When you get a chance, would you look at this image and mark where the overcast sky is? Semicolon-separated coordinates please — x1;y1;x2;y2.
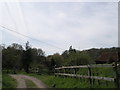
0;1;118;55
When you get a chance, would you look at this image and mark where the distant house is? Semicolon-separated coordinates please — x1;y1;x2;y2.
96;52;119;64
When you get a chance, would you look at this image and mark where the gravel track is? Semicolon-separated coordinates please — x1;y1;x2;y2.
10;74;48;89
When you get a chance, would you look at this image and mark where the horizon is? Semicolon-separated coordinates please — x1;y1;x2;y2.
1;42;119;56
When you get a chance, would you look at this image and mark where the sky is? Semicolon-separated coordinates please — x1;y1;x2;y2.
0;1;118;55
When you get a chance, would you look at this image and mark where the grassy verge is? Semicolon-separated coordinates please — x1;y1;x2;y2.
26;73;116;88
25;79;38;88
2;74;17;88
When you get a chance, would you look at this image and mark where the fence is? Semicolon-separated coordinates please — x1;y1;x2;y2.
54;63;120;88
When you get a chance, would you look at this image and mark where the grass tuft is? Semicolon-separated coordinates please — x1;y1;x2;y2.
2;74;17;88
25;79;38;88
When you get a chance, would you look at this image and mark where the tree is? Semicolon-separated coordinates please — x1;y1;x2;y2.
62;50;95;66
37;49;45;56
50;53;63;67
30;48;46;66
75;52;95;65
2;43;23;70
62;50;71;60
11;43;23;50
69;46;73;51
22;41;32;73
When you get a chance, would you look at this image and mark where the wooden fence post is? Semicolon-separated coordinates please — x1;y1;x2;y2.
114;61;119;88
92;70;95;85
106;81;108;86
73;68;76;74
73;68;77;78
63;68;66;74
58;69;60;73
96;72;101;86
63;68;66;78
54;69;56;77
88;65;92;87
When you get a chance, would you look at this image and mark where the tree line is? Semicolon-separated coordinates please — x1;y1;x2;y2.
1;42;119;74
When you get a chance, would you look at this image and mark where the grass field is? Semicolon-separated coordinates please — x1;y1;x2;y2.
27;73;116;88
2;63;119;88
2;74;17;88
76;67;116;78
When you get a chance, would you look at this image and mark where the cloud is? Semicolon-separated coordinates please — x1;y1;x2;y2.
0;2;118;55
0;2;29;42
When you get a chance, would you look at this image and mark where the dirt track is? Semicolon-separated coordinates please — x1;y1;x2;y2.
10;74;48;88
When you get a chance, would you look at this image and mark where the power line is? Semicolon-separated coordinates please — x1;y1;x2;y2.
0;25;63;50
5;3;18;31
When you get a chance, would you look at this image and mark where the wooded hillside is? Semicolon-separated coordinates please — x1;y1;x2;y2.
1;42;119;74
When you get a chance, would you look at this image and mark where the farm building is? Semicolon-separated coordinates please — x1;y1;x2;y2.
96;52;119;64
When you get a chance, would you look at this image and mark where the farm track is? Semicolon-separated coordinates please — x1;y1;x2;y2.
9;74;48;89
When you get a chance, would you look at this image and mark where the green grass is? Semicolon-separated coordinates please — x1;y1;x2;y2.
3;63;119;88
76;67;116;78
26;73;116;88
25;79;38;88
20;63;118;88
2;74;17;88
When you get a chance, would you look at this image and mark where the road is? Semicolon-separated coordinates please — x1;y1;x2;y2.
10;74;48;88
